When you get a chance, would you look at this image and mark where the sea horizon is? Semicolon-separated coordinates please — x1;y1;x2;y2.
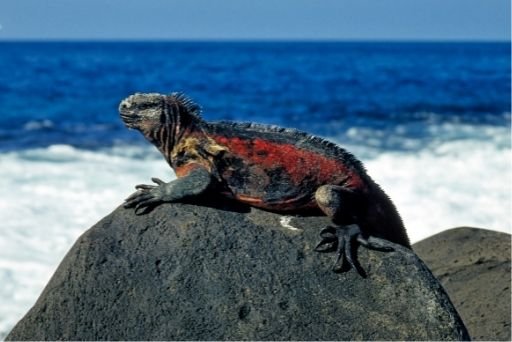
0;38;509;43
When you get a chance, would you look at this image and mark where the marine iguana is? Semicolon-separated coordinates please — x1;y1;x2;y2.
119;92;410;276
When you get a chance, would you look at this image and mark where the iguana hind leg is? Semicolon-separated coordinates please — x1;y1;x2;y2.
314;184;393;277
124;166;212;214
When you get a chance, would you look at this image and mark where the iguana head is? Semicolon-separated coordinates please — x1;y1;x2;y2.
119;92;166;132
119;92;202;149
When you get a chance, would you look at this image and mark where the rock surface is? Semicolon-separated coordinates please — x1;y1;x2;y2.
414;227;511;341
7;200;469;341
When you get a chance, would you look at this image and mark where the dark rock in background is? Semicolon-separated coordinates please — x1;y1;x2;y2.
7;201;468;341
414;227;511;341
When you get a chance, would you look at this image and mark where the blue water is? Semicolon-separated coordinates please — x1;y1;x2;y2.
0;42;509;151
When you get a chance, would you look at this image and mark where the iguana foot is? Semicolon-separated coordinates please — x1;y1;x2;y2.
124;168;212;215
314;223;393;277
124;177;169;214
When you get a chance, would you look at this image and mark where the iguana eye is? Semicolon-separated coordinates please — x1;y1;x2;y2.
138;103;154;110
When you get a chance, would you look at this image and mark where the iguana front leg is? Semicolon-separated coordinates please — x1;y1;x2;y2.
314;185;393;277
124;165;212;214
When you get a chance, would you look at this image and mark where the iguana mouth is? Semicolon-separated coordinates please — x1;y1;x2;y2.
119;112;138;129
119;98;138;128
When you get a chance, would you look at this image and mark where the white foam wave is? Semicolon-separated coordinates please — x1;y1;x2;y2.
0;144;171;338
0;123;510;337
343;122;512;241
22;119;54;131
365;140;511;241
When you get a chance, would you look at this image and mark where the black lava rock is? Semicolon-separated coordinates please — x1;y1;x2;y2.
7;201;469;341
414;227;511;341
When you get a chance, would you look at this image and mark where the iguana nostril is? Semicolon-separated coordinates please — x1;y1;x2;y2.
119;100;131;111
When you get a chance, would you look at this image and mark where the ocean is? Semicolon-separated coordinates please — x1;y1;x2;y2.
0;41;510;336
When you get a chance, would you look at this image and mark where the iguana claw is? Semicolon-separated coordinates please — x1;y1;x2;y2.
314;224;394;277
124;178;170;214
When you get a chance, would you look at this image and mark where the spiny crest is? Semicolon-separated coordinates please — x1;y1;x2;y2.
168;92;202;118
214;121;368;175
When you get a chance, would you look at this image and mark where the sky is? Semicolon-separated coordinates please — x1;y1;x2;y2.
0;0;510;41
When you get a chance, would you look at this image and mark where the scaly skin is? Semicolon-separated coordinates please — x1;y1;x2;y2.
119;92;410;276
